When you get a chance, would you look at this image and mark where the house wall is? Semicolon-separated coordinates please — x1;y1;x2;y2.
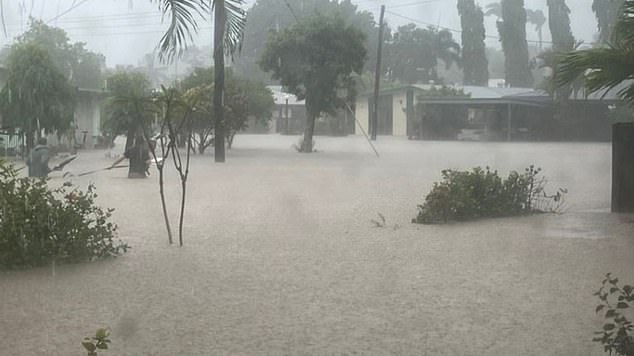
355;97;370;136
392;91;408;136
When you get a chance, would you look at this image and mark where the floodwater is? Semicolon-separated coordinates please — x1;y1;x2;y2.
1;135;633;355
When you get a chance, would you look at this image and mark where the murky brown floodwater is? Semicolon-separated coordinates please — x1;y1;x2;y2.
1;135;632;355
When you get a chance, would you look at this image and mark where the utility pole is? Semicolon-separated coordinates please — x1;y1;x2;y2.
371;5;386;141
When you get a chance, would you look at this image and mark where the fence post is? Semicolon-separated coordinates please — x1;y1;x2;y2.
612;122;634;212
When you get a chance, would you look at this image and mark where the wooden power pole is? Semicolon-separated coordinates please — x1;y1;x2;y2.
371;5;386;141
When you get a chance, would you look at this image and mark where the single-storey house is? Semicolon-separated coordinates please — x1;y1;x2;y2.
355;84;617;142
268;85;354;136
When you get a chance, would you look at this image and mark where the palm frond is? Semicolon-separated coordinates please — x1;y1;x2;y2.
556;47;634;102
214;0;247;57
613;0;634;46
152;0;210;63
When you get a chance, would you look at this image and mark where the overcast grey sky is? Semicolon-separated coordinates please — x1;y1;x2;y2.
0;0;599;67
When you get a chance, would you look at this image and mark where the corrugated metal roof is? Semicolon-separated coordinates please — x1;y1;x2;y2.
411;84;541;99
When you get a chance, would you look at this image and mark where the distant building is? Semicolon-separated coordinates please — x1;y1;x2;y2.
268;85;353;136
268;85;307;135
355;84;616;142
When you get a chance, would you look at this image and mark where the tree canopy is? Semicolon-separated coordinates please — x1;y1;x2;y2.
181;67;275;153
259;15;366;152
0;42;75;149
592;0;626;44
384;24;461;85
457;0;489;86
101;70;154;148
236;0;379;82
556;0;634;104
497;0;533;87
16;19;105;90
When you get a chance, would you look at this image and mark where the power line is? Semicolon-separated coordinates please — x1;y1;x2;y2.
385;10;596;47
46;0;92;24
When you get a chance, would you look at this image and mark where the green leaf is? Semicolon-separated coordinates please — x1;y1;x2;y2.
97;343;108;350
95;328;108;339
606;309;617;318
82;342;96;352
604;323;616;331
617;302;629;309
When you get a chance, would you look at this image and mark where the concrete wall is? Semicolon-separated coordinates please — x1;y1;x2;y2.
355;97;370;136
392;91;408;136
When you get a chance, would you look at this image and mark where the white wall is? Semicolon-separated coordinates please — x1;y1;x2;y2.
355;97;370;136
392;92;408;136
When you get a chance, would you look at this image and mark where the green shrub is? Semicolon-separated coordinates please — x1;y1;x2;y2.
0;160;128;269
593;273;634;356
82;328;111;356
413;165;566;224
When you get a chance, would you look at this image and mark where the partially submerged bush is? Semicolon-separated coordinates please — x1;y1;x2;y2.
593;273;634;356
413;165;566;224
0;160;128;269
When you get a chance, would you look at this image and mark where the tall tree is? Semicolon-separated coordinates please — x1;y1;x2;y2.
181;67;275;153
547;0;575;52
153;0;246;163
18;19;105;90
457;0;489;86
385;24;460;84
556;1;634;103
259;15;366;152
592;0;625;44
497;0;533;87
546;0;576;100
557;0;634;212
526;8;546;50
0;43;74;152
235;0;380;82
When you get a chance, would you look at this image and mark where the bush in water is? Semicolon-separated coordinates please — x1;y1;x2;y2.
413;165;566;224
0;159;128;269
593;273;634;356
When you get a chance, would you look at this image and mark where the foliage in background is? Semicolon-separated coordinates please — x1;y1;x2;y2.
0;160;128;269
496;0;533;87
544;0;576;101
0;42;75;151
82;328;111;356
593;273;634;356
101;70;155;149
557;0;634;105
384;24;461;85
181;67;274;153
593;0;626;44
259;15;366;152
525;8;547;50
413;166;566;224
16;19;105;90
235;0;380;82
457;0;489;86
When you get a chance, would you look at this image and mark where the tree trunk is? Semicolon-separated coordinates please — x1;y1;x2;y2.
213;0;226;163
612;123;634;212
301;112;316;153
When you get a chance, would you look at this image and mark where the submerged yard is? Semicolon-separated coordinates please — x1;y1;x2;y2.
1;135;633;355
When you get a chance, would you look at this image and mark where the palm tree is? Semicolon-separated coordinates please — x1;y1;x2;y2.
555;0;634;103
484;2;501;18
152;0;246;163
556;0;634;213
526;8;546;50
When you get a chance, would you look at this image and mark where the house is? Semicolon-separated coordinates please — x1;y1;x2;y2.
268;85;354;136
268;85;308;135
355;84;616;142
